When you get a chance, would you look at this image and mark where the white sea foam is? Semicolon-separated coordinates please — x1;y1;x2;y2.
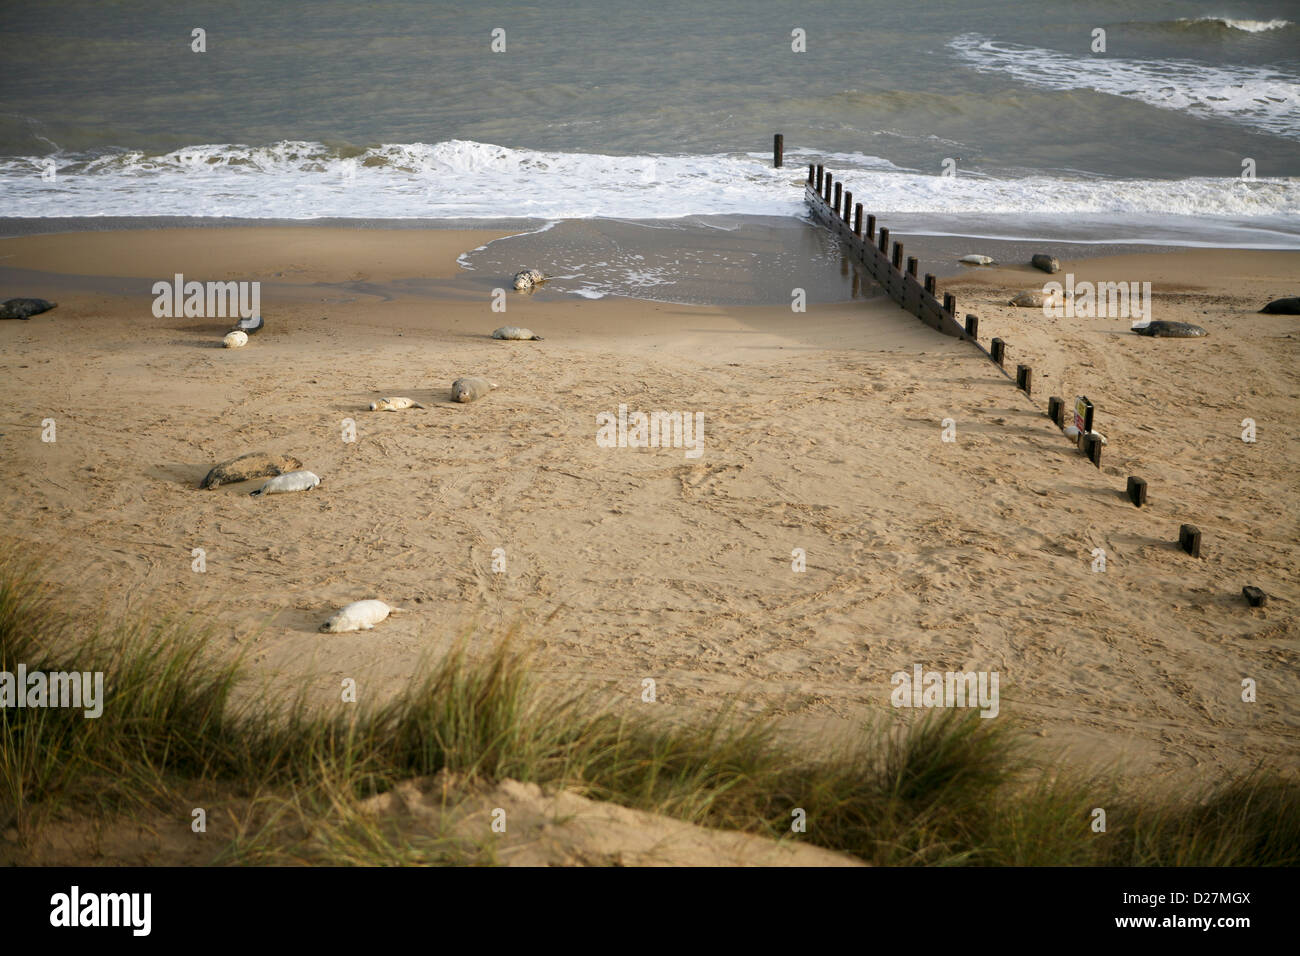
1175;17;1292;33
948;33;1300;142
2;139;1298;246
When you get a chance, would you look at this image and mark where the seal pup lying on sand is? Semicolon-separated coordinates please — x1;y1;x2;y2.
492;326;544;341
1064;425;1107;445
250;470;321;497
451;376;497;403
1009;290;1066;309
0;298;56;319
1132;320;1207;337
320;599;405;633
1259;297;1300;315
512;269;547;291
200;452;303;489
958;254;996;266
369;396;425;411
1031;254;1061;274
223;330;248;348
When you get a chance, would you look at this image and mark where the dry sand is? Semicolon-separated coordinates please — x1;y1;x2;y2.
1;228;1297;791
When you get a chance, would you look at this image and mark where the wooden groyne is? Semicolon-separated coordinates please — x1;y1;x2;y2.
805;163;971;341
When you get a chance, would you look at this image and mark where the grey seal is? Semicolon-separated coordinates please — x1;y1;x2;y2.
512;269;547;291
1031;254;1060;274
1259;297;1300;315
250;470;321;497
1132;320;1207;338
200;451;304;489
0;298;56;319
492;326;544;340
451;376;497;403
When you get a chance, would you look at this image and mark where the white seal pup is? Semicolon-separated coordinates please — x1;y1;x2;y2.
512;269;547;291
492;326;544;341
1064;425;1107;445
249;470;321;497
958;254;996;266
223;329;249;348
369;396;426;411
450;377;497;403
320;599;405;633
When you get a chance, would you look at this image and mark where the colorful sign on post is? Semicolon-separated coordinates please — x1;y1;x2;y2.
1074;396;1094;443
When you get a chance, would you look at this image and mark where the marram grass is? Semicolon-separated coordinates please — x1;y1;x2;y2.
0;561;1295;866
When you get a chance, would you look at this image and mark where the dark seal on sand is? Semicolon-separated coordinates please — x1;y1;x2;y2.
1259;297;1300;315
0;298;56;319
1132;320;1207;338
1031;254;1060;275
200;451;304;489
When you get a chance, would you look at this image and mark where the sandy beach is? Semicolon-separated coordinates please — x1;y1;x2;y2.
1;226;1297;788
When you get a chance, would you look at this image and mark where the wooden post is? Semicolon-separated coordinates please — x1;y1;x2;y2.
943;293;956;315
1085;432;1102;467
991;337;1005;367
807;163;814;185
923;274;936;295
892;242;903;270
907;256;918;277
824;172;832;203
865;214;876;240
1242;586;1267;607
1179;524;1202;558
1016;364;1032;397
965;314;978;339
833;181;842;216
1048;396;1064;427
842;190;852;221
878;227;889;253
774;134;784;168
854;204;863;237
816;165;824;191
1126;476;1147;507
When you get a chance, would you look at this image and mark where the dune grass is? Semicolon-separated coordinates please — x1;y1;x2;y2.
1;560;1296;866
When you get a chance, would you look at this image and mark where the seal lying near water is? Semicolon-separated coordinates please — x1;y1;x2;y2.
1031;254;1061;274
492;326;544;340
958;254;996;266
200;451;304;489
223;330;248;348
451;376;497;403
0;298;56;319
369;396;425;411
1259;297;1300;315
1132;320;1207;338
250;470;320;497
512;269;547;291
320;599;405;633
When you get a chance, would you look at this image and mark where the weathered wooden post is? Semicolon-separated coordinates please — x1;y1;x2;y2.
807;164;815;185
854;204;863;237
1048;396;1064;428
774;134;784;168
892;241;904;270
878;227;890;253
1179;524;1202;557
865;214;876;241
991;337;1005;367
842;190;852;221
923;274;936;295
1016;365;1032;397
1242;586;1267;607
833;181;842;216
1085;433;1103;467
823;171;831;202
1126;476;1147;507
943;293;956;315
816;165;824;191
965;314;979;340
907;256;918;276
